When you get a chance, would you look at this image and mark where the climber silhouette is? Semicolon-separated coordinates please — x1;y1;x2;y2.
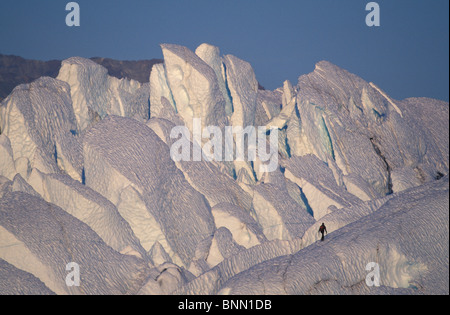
319;223;327;241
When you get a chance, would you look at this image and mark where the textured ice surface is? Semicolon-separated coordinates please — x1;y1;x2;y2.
206;227;246;267
137;262;194;295
255;89;283;126
211;203;267;249
252;168;315;240
0;192;150;295
149;63;177;118
284;154;363;220
128;82;151;122
147;117;253;211
219;177;449;295
11;174;40;198
396;97;449;179
0;135;16;180
265;80;297;130
57;57;143;131
83;115;215;267
160;44;228;133
223;54;258;129
176;237;303;295
293;61;448;198
0;77;82;180
0;259;55;295
0;176;11;199
14;171;147;258
195;43;234;117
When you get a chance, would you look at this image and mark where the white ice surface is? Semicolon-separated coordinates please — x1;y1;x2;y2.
160;44;228;133
0;259;55;295
223;54;258;129
146;117;253;211
82;115;216;267
211;203;267;249
0;191;151;295
15;170;147;258
284;154;363;220
149;63;177;118
219;177;449;295
0;135;16;180
57;57;143;131
195;43;233;117
0;77;82;181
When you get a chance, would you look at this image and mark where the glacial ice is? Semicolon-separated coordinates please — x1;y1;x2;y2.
14;171;147;258
255;88;283;126
0;258;56;295
160;44;228;133
219;177;449;295
147;117;253;211
284;154;363;220
195;43;233;117
0;135;16;180
252;167;315;241
149;63;177;118
0;192;151;295
0;43;448;295
82;115;216;267
211;203;267;249
223;54;258;129
56;57;143;131
0;77;82;181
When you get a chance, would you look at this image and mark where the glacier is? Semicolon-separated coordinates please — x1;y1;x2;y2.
0;43;448;295
56;57;145;131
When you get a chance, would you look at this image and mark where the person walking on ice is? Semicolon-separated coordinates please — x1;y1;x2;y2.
319;223;327;241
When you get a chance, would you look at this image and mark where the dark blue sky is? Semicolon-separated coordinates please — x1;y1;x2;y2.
0;0;448;101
